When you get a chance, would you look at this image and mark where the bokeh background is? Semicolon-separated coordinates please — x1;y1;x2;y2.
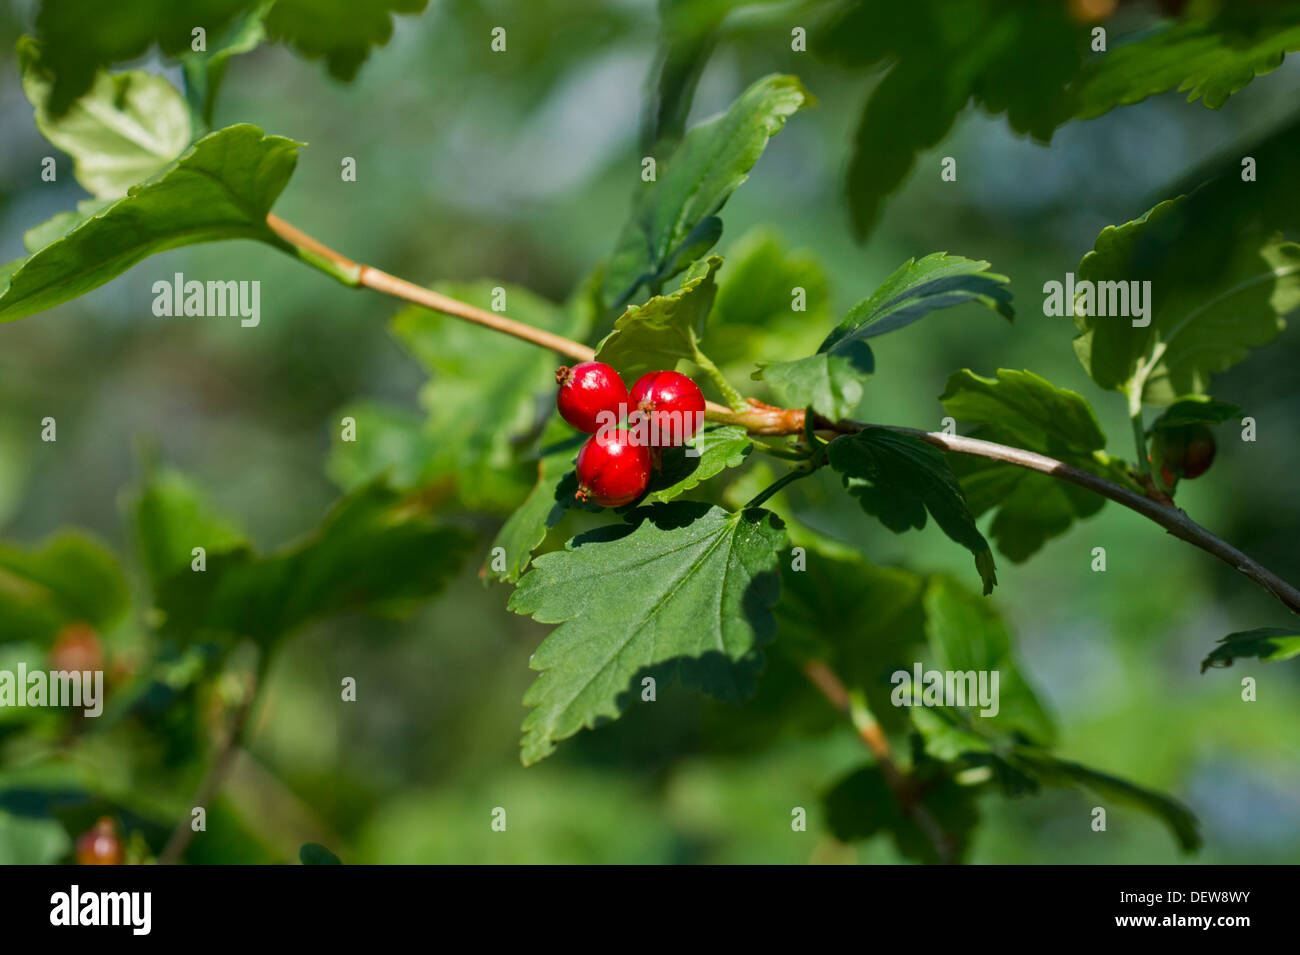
0;0;1297;863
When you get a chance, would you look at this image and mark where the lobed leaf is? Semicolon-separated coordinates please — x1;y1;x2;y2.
19;38;192;199
0;124;301;324
1200;627;1300;672
603;74;811;307
594;256;721;382
1071;196;1300;404
827;429;996;594
508;503;786;765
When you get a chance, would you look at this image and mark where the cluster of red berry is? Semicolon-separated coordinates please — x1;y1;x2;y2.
555;362;706;506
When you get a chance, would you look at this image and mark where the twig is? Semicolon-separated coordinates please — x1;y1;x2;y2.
264;213;1300;618
802;661;957;864
158;660;266;865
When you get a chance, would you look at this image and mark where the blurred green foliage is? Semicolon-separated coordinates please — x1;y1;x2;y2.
0;0;1298;864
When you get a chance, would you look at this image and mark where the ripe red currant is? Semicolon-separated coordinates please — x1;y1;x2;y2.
76;817;123;865
575;428;652;507
629;370;706;446
556;362;629;434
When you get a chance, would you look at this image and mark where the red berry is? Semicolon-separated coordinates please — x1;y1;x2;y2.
49;622;104;673
575;428;652;507
629;370;705;447
556;362;629;434
76;817;123;865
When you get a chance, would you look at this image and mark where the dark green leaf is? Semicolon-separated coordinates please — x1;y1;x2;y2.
1011;751;1201;853
827;2;1081;237
1149;396;1243;434
1200;627;1300;672
775;546;926;735
821;253;1013;350
29;0;251;116
19;37;191;198
0;124;300;323
265;0;429;82
299;842;342;865
508;503;786;765
603;74;811;307
823;764;980;863
134;472;472;648
1074;6;1300;120
828;429;996;594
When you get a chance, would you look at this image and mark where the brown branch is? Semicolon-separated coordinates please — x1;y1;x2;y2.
265;213;1300;618
803;661;958;864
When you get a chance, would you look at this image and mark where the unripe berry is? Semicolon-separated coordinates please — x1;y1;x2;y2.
575;428;652;507
556;362;629;434
1157;423;1217;481
49;622;104;674
629;370;706;446
76;817;123;865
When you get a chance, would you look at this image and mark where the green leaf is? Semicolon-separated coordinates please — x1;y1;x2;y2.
0;810;72;865
133;468;252;586
0;124;300;324
822;764;980;864
645;425;752;504
939;369;1123;561
181;1;273;128
827;429;996;595
0;533;130;644
753;342;875;423
336;282;591;512
299;842;342;865
1010;751;1201;853
594;256;721;382
940;368;1104;456
823;253;1014;349
1074;6;1300;120
603;74;811;307
774;546;927;735
485;416;586;584
20;38;192;199
28;0;252;116
1149;396;1243;434
1201;627;1300;672
265;0;429;82
134;472;471;648
755;253;1011;420
706;227;831;367
508;503;786;765
922;576;1054;745
1071;196;1300;404
825;3;1082;237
